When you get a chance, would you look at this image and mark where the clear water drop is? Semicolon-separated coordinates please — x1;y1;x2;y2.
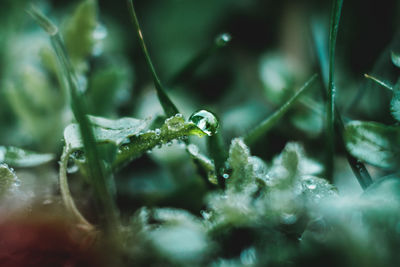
222;173;230;179
215;33;232;47
93;24;108;40
13;179;21;187
281;213;297;224
200;210;212;220
155;128;161;136
188;110;219;136
43;199;53;205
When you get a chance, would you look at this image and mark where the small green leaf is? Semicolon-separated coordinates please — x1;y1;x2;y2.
0;146;54;167
187;144;218;185
64;115;150;151
0;164;18;198
64;0;98;68
227;138;268;192
267;142;300;189
391;51;400;68
64;114;209;169
390;81;400;122
344;121;400;169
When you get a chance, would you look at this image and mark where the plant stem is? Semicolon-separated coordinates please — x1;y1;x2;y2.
207;133;227;189
59;148;94;230
326;0;344;182
169;33;231;86
127;0;179;117
245;74;318;146
28;6;119;234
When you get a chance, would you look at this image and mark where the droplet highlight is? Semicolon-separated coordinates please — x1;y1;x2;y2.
189;110;219;136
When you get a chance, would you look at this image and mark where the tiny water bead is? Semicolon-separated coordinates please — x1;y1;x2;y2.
188;110;219;136
215;33;232;47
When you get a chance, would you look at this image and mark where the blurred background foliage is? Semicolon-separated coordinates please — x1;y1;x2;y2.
1;0;400;264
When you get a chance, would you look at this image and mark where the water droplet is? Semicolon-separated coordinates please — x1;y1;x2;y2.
175;113;183;118
215;33;232;47
222;173;230;179
240;247;256;265
93;24;108;40
187;144;199;156
304;179;317;190
155;128;161;136
281;213;297;224
188;110;219;136
43;199;53;205
67;163;79;174
200;210;212;220
13;179;21;187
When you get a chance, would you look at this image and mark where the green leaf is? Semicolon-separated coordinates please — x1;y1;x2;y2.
64;0;98;69
344;121;400;169
0;164;18;198
187;144;218;185
390;81;400;122
0;146;54;167
391;51;400;68
87;63;133;115
64;114;209;169
267;142;300;189
227;138;268;192
29;5;119;232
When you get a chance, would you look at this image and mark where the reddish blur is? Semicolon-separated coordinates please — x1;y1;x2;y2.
0;211;103;267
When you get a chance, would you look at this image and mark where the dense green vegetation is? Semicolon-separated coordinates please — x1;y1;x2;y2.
1;0;400;266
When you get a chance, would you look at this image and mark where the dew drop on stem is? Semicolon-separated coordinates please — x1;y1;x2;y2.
188;110;219;136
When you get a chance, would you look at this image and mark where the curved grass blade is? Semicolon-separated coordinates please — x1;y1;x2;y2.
244;74;318;146
28;6;119;233
169;33;232;86
127;0;179;117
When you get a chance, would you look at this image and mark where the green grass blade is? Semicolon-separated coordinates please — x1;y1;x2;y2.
169;33;232;86
127;0;179;117
326;0;344;182
245;74;318;146
311;8;372;189
28;6;119;233
364;74;394;91
207;133;227;189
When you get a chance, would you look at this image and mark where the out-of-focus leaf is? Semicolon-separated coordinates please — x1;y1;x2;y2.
390;81;400;122
391;51;400;68
0;164;18;198
267;142;300;189
227;138;268;193
64;0;98;69
187;144;218;185
259;53;294;103
88;62;133;116
0;146;54;167
147;208;209;264
344;121;400;169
